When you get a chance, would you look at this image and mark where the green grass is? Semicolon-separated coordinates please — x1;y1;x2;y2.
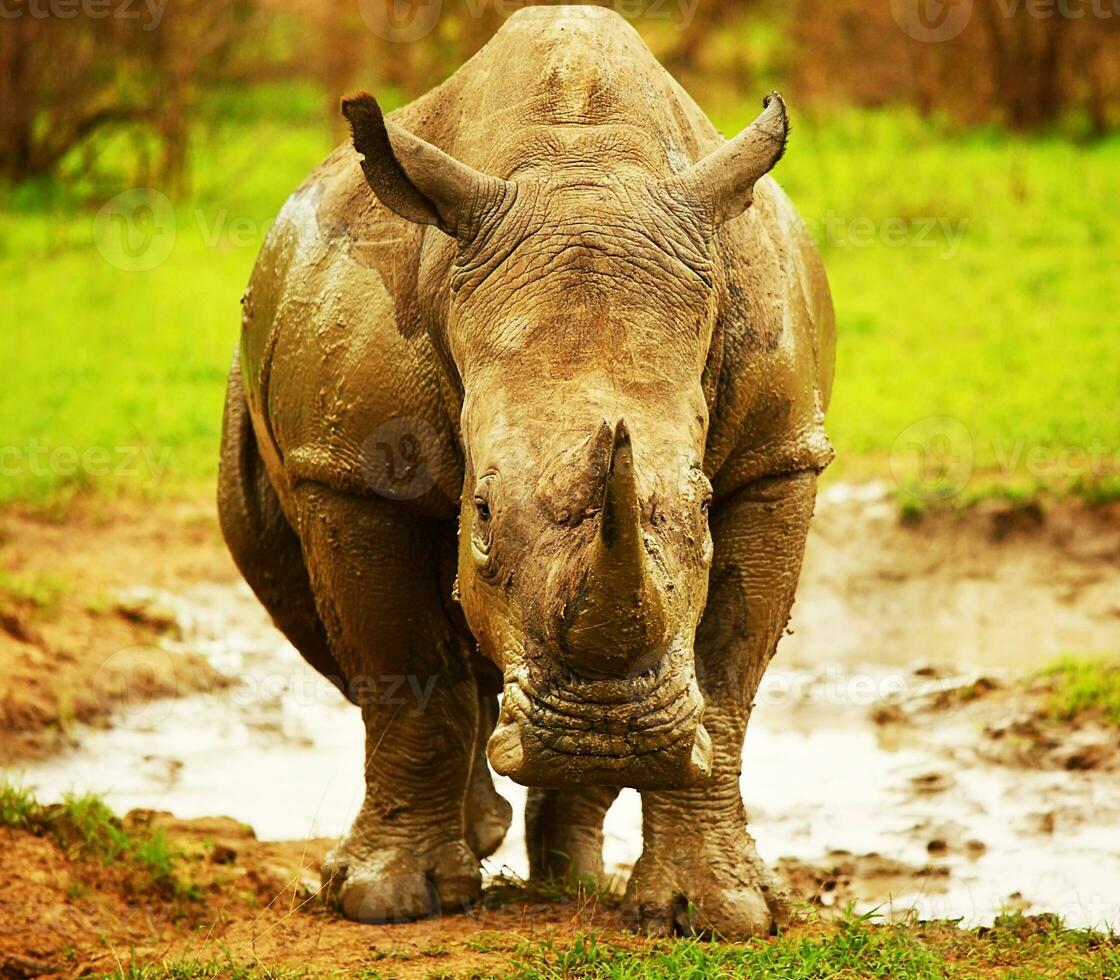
752;108;1120;500
509;915;1120;979
0;84;338;506
1;91;1118;506
0;779;199;898
1043;655;1120;726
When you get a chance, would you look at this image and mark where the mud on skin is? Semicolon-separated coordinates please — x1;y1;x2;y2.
218;4;834;937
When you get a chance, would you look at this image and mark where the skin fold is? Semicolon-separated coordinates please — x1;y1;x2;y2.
218;5;834;937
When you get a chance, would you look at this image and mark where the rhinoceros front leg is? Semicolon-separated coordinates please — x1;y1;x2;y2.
624;471;818;938
295;484;482;923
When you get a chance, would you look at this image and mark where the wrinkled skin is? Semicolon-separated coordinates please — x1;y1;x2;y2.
218;6;834;938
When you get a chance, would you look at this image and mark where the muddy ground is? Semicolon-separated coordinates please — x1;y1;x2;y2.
2;485;1120;974
1;809;948;979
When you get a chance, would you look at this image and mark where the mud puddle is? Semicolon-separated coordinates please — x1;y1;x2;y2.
11;573;1120;931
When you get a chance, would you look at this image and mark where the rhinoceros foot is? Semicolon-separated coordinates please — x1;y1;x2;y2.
621;827;791;939
320;839;481;923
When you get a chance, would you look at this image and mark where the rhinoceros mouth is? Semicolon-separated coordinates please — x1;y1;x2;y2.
485;641;712;789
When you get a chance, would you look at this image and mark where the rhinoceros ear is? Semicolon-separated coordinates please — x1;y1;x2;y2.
662;92;789;227
340;92;509;239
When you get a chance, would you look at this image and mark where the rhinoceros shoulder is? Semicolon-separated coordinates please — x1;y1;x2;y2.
238;144;461;521
705;177;836;498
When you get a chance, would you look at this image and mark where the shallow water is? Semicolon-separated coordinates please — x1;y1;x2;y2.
14;580;1120;929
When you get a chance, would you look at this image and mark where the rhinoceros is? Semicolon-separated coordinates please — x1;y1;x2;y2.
218;4;834;937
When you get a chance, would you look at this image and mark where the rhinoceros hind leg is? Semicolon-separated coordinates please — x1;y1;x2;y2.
525;786;620;887
465;694;513;860
217;352;347;696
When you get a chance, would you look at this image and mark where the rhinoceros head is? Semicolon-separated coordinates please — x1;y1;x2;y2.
341;92;788;789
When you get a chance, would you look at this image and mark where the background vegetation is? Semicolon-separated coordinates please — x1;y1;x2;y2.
1;0;1117;506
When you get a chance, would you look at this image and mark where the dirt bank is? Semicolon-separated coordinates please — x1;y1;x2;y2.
785;484;1120;673
874;666;1120;772
0;496;236;762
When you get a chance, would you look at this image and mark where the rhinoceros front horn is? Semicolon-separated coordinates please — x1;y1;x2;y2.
558;419;670;678
341;91;511;239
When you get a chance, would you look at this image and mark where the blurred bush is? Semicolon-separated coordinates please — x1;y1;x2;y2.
1;0;1116;195
793;0;1120;135
0;0;275;190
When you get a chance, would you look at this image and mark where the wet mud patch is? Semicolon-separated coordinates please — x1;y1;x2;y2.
776;851;949;913
784;484;1120;673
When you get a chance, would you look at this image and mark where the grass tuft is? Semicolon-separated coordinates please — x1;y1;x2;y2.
483;869;624;909
1042;656;1120;726
0;779;200;898
107;951;310;980
0;570;68;618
